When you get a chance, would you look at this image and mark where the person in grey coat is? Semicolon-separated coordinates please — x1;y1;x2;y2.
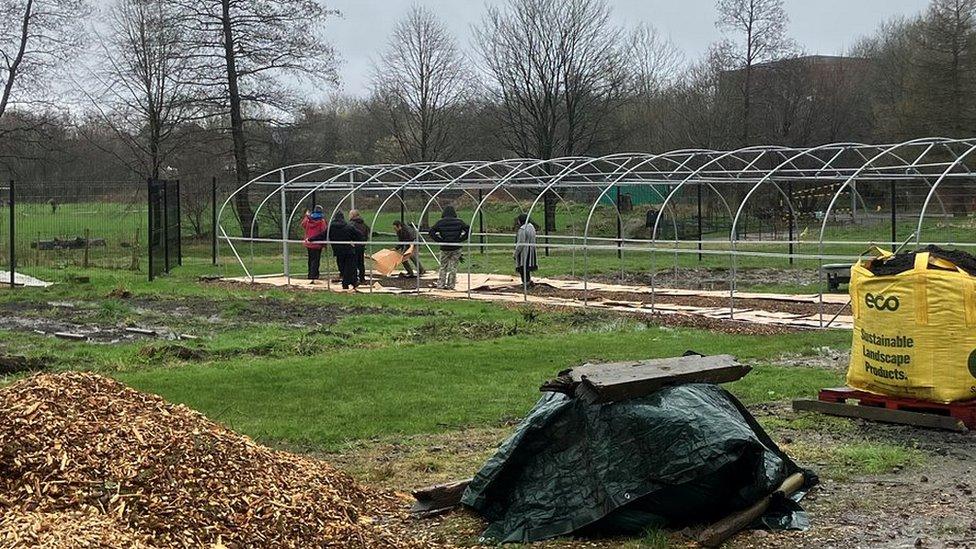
514;214;538;287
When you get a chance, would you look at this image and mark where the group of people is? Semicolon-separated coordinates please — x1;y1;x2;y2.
301;206;539;291
301;206;370;290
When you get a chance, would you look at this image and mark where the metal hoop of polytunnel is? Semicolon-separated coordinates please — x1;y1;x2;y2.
217;138;976;329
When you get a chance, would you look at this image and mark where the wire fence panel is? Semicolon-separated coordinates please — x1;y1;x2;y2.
0;177;219;288
148;179;167;280
10;181;146;284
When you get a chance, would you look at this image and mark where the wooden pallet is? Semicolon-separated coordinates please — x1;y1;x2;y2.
793;387;976;432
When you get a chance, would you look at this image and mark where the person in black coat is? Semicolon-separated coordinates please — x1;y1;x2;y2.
349;209;370;284
313;212;363;290
428;206;470;290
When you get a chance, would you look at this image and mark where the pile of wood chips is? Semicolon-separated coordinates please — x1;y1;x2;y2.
0;372;440;548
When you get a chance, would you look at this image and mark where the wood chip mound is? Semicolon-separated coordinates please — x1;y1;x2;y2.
0;372;441;548
0;510;154;548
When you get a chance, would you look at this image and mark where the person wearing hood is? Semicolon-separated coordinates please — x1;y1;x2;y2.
313;212;363;290
301;206;327;284
428;206;469;290
348;209;370;285
514;214;538;287
393;220;425;277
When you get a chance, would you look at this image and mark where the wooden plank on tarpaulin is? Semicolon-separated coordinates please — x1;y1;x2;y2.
568;354;751;404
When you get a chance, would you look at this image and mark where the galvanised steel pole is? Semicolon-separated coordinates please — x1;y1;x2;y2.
8;181;14;289
212;176;218;265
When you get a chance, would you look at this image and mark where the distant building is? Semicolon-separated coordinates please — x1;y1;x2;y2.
719;55;875;146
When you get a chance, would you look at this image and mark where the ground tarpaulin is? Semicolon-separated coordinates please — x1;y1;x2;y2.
461;384;813;544
0;271;52;288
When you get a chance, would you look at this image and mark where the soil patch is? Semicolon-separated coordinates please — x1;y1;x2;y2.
484;290;811;335
584;267;822;292
0;296;413;344
370;275;439;290
0;355;47;376
515;284;850;318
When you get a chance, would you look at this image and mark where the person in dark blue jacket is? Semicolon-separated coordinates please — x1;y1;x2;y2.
428;206;469;290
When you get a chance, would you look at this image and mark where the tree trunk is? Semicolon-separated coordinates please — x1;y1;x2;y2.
221;0;255;238
743;64;753;145
0;0;33;122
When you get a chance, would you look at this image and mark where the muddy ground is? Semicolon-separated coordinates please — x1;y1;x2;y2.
0;296;397;344
512;284;850;318
582;267;824;292
324;395;976;549
356;278;823;336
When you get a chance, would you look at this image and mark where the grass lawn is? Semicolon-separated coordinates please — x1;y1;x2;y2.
7;264;958;548
2;266;848;451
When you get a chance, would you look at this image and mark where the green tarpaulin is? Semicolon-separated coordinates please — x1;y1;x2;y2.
461;383;814;544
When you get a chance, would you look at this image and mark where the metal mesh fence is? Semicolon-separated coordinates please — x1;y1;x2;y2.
4;181;146;284
0;178;220;287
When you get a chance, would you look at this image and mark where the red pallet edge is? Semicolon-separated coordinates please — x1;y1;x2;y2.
817;387;976;430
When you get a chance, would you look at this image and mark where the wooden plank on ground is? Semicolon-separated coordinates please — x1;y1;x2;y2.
410;478;472;518
792;399;968;432
568;354;750;404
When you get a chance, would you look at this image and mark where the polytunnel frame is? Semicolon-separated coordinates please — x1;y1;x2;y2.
217;137;976;331
729;142;876;320
451;154;643;300
816;137;976;327
412;156;596;295
256;158;585;291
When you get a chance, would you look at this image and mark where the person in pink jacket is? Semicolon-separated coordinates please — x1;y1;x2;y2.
301;206;327;283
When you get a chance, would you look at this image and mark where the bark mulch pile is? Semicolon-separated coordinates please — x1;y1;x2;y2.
0;372;441;548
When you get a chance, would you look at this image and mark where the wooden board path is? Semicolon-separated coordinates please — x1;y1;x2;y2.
224;274;854;330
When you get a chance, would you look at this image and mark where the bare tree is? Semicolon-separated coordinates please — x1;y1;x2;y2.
87;0;202;180
620;24;685;151
714;0;794;144
0;0;89;129
916;0;976;135
852;18;921;139
372;5;469;163
173;0;340;237
476;0;627;233
476;0;627;159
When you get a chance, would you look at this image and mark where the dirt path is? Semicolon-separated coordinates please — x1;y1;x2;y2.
0;296;418;345
584;267;822;292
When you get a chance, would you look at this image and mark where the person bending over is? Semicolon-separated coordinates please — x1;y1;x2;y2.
393;220;424;277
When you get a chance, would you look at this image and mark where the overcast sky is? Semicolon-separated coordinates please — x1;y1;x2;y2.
327;0;929;97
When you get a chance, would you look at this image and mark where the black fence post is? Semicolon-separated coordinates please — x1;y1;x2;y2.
211;176;218;265
787;180;794;266
478;187;485;254
162;179;170;273
176;179;183;266
147;178;154;282
8;181;14;289
697;183;703;262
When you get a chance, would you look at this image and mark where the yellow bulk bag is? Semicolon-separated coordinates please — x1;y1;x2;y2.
848;251;976;403
370;249;404;277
